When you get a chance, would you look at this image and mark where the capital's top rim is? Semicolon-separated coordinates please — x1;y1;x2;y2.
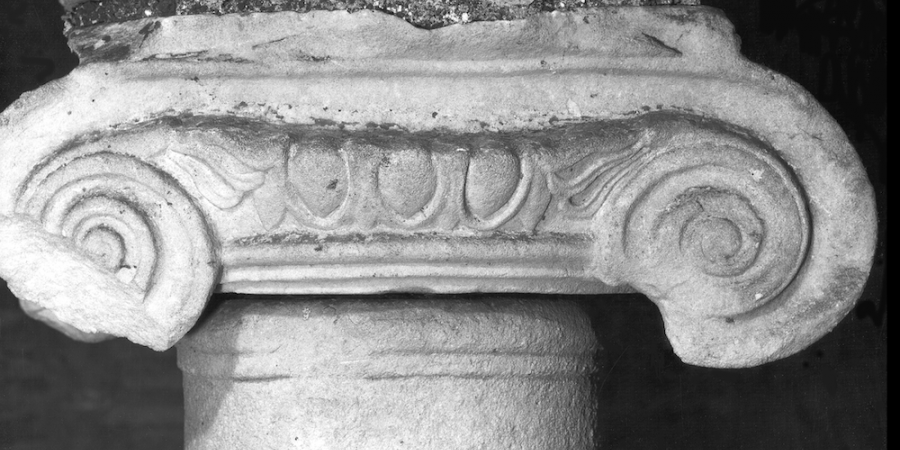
63;0;702;30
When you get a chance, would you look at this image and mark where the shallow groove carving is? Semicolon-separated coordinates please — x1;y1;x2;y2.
612;136;809;317
0;7;876;372
0;110;872;368
8;151;219;350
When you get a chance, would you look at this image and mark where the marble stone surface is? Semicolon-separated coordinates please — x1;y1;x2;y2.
0;6;876;367
0;1;884;448
61;0;701;28
177;297;598;449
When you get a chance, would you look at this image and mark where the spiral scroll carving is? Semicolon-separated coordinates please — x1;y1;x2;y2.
14;151;218;348
595;128;810;320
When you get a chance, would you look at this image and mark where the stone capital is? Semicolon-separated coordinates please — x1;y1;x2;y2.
0;7;876;367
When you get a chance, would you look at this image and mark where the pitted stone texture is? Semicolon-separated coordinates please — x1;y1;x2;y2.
0;8;877;367
0;155;217;351
178;298;598;449
63;0;700;28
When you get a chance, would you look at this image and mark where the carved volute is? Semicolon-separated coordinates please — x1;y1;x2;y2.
0;4;876;368
0;3;880;448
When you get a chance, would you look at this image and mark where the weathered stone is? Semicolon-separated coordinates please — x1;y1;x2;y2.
0;155;217;350
62;0;700;28
65;0;177;28
0;4;881;447
1;7;875;369
178;297;598;449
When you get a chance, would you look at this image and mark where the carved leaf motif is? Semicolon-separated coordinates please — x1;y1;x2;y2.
165;149;266;209
554;132;653;214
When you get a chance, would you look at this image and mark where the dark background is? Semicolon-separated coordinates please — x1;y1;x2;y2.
0;1;886;449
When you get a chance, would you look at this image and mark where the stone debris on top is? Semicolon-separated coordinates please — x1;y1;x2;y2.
62;0;700;28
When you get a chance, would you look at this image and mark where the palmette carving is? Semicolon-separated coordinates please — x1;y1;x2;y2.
161;147;266;209
559;125;809;317
0;9;876;366
0;110;872;367
615;140;808;316
147;121;547;234
10;114;807;291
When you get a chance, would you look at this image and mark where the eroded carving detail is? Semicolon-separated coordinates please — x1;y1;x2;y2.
0;6;876;369
378;142;439;221
465;143;521;219
286;136;348;219
553;130;655;218
607;132;809;315
147;122;547;234
6;151;219;350
160;147;266;209
2;108;865;367
20;114;808;254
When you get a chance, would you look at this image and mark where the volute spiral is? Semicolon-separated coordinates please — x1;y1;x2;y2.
597;124;810;320
13;150;218;349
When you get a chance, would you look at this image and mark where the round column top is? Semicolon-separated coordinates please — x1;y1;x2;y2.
177;296;598;379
